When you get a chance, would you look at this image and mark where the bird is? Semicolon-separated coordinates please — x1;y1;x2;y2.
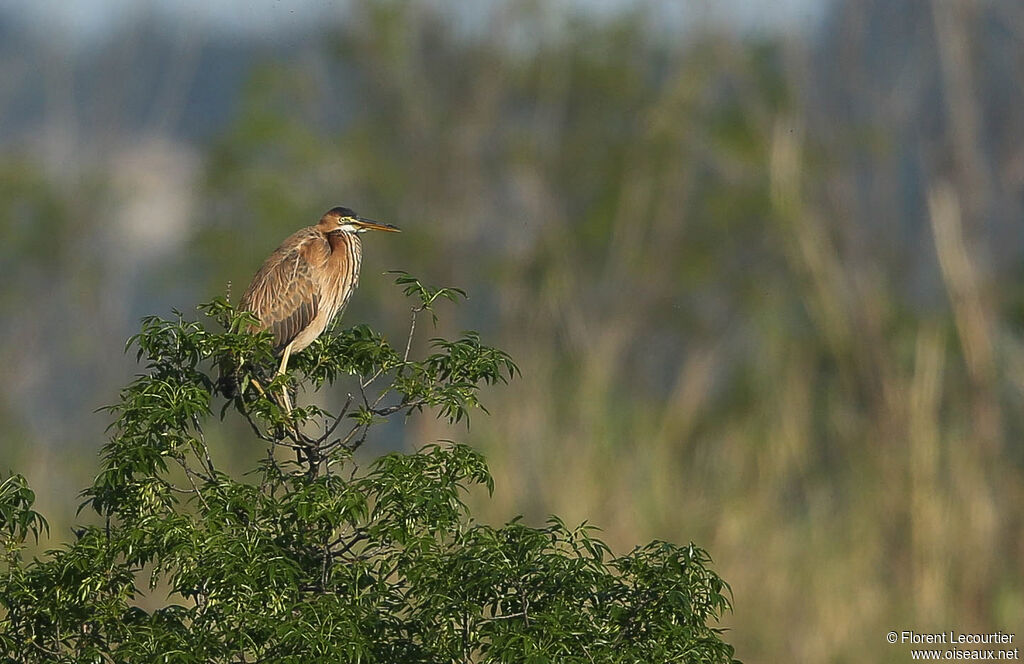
237;206;400;410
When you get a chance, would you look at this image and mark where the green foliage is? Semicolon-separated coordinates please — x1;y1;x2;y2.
389;270;468;323
0;276;736;663
0;474;48;545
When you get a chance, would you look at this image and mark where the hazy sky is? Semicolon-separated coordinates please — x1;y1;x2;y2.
1;0;827;45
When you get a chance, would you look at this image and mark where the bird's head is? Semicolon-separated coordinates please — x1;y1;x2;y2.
320;207;401;234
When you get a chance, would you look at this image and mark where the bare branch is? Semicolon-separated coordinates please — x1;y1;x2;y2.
370;398;428;417
190;415;217;476
172;455;211;512
403;305;423;365
312;394;353;446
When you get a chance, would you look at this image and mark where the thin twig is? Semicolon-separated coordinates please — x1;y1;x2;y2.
370;399;428;417
322;422;365;454
191;416;217;476
313;394;353;445
320;539;330;590
348;424;371;453
367;304;423;410
359;303;421;392
176;459;214;484
329;530;369;557
404;305;423;364
174;457;211;512
484;611;527;621
240;407;278;444
358;378;372;412
360;366;386;390
332;544;389;564
261;446;281;494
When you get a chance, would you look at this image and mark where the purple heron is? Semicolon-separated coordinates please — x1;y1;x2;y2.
239;206;399;409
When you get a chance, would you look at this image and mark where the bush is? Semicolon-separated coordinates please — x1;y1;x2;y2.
0;275;738;663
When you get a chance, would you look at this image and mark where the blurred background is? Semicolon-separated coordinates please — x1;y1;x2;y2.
1;0;1022;660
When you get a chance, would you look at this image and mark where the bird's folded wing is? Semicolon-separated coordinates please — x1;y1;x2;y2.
241;232;328;352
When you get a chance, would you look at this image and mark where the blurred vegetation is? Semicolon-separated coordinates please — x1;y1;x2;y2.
1;0;1023;661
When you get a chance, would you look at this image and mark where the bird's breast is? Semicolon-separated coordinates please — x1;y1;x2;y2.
323;231;363;315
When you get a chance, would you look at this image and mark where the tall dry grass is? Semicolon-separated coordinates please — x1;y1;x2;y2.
367;6;1024;660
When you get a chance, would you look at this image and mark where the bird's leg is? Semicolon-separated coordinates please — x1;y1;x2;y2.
249;378;268;398
276;344;309;467
277;343;294;413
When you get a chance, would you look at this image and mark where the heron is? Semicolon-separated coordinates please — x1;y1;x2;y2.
238;206;400;411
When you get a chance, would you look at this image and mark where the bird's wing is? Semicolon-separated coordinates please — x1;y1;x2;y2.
240;228;330;352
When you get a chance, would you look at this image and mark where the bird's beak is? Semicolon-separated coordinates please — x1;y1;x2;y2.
355;216;401;232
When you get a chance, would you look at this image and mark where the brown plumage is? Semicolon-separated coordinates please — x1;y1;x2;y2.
237;206;399;408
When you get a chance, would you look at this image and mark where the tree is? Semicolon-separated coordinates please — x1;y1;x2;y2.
0;274;738;663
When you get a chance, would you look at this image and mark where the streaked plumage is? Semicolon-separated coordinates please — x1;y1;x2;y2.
237;206;399;408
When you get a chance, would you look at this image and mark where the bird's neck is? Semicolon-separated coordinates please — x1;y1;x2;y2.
327;230;361;254
326;231;362;277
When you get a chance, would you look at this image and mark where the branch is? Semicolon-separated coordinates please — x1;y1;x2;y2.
321;421;363;454
190;415;217;476
370;398;428;417
366;301;423;410
173;456;211;512
239;406;280;445
315;394;353;445
403;304;423;365
329;529;369;557
484;611;527;621
320;538;330;590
